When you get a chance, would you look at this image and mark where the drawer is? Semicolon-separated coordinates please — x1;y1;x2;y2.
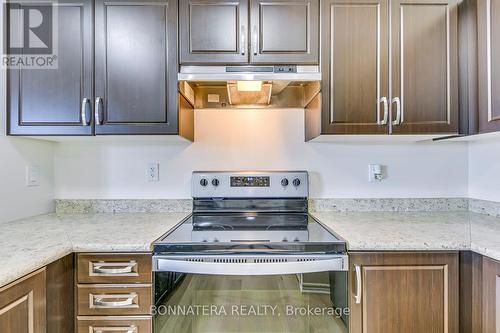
77;316;152;333
77;253;152;283
78;284;152;316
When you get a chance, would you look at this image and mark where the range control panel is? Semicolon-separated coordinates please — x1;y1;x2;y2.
192;171;308;198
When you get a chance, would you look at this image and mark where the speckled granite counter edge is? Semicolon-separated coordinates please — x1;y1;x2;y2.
56;198;500;217
469;198;500;218
308;198;470;213
56;199;193;213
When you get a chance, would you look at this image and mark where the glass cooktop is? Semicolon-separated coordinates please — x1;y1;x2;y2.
153;213;346;254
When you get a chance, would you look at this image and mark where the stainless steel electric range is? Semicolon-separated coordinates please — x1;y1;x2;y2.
152;171;349;333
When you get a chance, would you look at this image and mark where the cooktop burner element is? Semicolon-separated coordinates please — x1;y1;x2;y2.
154;171;346;254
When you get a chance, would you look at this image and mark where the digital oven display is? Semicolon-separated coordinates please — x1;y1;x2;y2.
230;176;270;187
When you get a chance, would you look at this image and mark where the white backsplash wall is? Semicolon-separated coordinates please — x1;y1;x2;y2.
0;74;55;223
468;140;500;202
54;109;468;199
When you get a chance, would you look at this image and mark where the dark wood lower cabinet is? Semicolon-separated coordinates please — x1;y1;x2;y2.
46;254;75;333
77;316;152;333
482;256;500;332
349;252;459;333
0;269;47;333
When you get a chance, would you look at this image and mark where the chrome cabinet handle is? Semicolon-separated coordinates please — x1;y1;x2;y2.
241;25;246;55
378;97;389;125
392;97;402;125
95;97;103;125
91;293;137;308
81;98;90;126
93;326;137;333
354;265;362;304
252;25;258;55
91;262;137;275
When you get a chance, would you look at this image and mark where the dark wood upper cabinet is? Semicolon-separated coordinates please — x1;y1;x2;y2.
94;0;178;134
0;269;47;333
308;0;459;138
477;0;500;133
349;252;459;333
320;0;389;134
7;0;93;136
390;0;459;134
179;0;249;64
249;0;319;64
179;0;319;65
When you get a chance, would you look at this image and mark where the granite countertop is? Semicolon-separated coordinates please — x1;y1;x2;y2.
311;211;500;261
1;209;500;289
0;212;190;288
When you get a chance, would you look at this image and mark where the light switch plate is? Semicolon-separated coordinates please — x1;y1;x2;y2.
26;165;41;186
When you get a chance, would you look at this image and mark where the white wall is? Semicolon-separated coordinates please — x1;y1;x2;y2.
54;109;469;199
0;74;55;223
468;140;500;202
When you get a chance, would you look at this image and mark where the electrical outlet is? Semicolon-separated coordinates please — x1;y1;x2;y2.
146;163;159;182
26;165;41;186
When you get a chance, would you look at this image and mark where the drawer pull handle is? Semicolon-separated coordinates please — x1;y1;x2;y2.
93;326;137;333
91;293;138;308
91;262;137;275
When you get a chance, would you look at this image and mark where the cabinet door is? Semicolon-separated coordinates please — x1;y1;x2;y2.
482;256;500;332
390;0;458;134
0;269;46;333
249;0;319;64
478;0;500;133
7;0;93;135
349;252;459;333
95;0;178;134
320;0;389;134
179;0;249;64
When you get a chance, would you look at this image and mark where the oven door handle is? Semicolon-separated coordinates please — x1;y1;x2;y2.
153;256;348;275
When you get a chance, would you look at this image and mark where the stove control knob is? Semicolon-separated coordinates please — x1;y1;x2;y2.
212;178;220;187
292;178;301;187
281;178;289;187
200;178;208;187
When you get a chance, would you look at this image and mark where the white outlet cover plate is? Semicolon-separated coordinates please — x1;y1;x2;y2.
147;163;160;182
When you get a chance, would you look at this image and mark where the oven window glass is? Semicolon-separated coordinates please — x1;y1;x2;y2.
153;272;348;333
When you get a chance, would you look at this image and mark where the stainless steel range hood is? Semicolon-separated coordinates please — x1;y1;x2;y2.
178;65;321;109
178;65;321;81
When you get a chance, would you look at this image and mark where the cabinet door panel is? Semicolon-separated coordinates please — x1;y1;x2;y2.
8;0;93;135
478;0;500;133
0;269;46;333
482;256;500;332
95;0;178;134
349;252;459;333
391;0;458;133
250;0;319;64
179;0;248;64
320;0;389;134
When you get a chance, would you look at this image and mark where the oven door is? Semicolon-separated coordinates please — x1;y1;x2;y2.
152;255;349;333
